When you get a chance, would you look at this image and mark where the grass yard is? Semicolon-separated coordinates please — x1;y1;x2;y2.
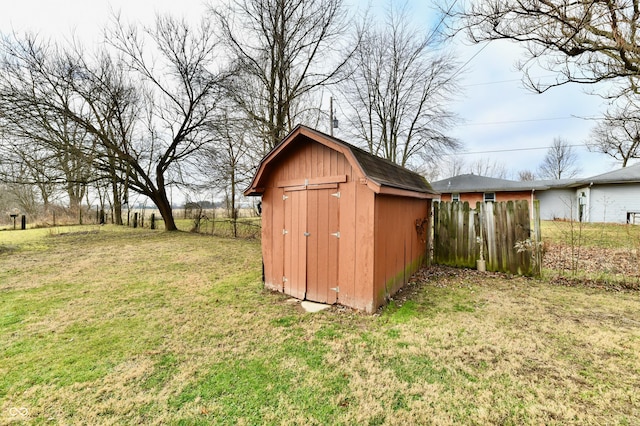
1;225;639;424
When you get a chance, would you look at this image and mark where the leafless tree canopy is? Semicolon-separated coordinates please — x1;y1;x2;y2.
211;0;352;153
454;0;640;94
517;169;537;181
468;157;509;178
0;16;228;230
538;137;581;179
589;97;640;166
344;4;461;169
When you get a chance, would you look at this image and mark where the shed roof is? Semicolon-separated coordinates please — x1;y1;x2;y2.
245;125;437;198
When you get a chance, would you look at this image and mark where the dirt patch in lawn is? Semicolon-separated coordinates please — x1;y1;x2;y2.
542;243;640;290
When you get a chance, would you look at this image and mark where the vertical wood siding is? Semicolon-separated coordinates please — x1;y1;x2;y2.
373;195;430;309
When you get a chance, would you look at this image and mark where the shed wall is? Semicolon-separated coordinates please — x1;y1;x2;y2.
372;195;429;310
340;181;375;311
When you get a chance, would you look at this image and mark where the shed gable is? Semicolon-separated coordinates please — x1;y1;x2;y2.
265;135;357;189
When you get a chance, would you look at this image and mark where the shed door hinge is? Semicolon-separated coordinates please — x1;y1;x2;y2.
282;229;288;235
283;276;288;283
330;286;339;292
331;191;341;198
330;231;340;238
304;232;310;237
283;194;289;201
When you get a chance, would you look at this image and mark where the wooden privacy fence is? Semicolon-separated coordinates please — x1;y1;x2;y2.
433;200;542;276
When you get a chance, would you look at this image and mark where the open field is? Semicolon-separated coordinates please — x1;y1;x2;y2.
1;225;640;424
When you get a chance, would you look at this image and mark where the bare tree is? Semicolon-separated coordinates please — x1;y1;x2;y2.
198;110;255;237
588;98;640;166
343;3;461;169
455;0;640;93
0;107;94;216
468;157;509;178
435;155;467;180
538;137;581;179
0;16;228;231
211;0;352;152
518;169;537;181
452;0;640;95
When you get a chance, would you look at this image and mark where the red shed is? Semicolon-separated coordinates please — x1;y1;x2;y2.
245;125;437;313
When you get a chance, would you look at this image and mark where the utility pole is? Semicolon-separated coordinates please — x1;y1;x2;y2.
329;97;338;136
330;97;334;136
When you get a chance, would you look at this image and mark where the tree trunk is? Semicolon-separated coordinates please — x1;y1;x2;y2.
111;179;123;226
153;190;178;231
231;167;237;238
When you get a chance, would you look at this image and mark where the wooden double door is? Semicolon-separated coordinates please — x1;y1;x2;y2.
282;187;340;304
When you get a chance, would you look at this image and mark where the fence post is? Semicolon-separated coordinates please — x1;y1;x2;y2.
21;215;26;230
150;213;156;230
533;200;542;277
133;212;138;228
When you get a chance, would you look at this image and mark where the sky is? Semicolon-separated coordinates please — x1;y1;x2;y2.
0;0;626;181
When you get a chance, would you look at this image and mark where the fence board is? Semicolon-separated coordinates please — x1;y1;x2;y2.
434;200;540;276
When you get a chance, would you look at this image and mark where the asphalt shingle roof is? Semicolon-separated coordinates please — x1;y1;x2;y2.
571;162;640;185
297;126;436;195
432;163;640;193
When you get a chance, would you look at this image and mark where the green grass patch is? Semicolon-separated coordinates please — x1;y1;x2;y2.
1;226;639;424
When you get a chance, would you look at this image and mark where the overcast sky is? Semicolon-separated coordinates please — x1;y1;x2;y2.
1;0;626;180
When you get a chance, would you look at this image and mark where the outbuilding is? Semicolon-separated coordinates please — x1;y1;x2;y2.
245;125;437;313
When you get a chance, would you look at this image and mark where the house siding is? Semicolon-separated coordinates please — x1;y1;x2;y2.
440;191;532;205
585;183;640;223
536;188;576;221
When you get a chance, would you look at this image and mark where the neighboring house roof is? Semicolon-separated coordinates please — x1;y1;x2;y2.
430;174;577;193
245;125;437;197
432;164;640;194
570;162;640;186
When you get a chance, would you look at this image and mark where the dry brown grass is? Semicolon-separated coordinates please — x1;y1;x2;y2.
1;227;639;424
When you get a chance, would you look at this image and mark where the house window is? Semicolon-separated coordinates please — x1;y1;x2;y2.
483;192;495;202
451;193;460;202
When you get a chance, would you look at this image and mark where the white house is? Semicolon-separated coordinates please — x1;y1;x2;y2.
570;163;640;224
431;163;640;224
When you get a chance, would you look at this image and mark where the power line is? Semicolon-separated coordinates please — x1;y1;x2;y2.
447;144;585;156
459;115;603;126
462;74;557;87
